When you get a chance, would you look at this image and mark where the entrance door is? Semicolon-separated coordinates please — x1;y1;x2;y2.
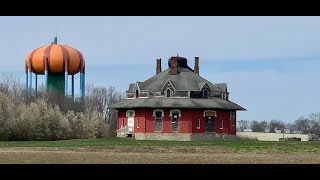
172;112;179;132
205;116;215;132
127;111;134;132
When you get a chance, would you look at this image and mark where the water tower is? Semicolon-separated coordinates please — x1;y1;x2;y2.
25;37;85;99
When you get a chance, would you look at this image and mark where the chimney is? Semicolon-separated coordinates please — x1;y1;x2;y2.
156;58;162;74
170;57;178;75
194;57;199;75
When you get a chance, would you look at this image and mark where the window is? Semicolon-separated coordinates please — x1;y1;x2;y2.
166;88;172;97
137;118;139;128
230;111;236;129
196;119;201;129
203;89;209;99
122;119;125;127
127;111;135;118
170;109;181;132
153;109;164;132
135;90;139;98
220;119;223;129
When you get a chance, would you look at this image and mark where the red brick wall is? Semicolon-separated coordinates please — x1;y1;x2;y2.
118;110;127;129
117;108;235;135
191;109;205;133
134;109;146;133
162;109;171;133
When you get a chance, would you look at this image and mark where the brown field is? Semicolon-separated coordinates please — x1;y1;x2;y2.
1;146;320;164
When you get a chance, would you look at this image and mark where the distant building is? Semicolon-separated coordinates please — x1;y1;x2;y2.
110;56;246;141
243;129;253;132
284;129;291;134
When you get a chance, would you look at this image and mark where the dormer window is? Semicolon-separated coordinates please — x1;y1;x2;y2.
203;89;209;99
166;88;172;98
135;90;139;98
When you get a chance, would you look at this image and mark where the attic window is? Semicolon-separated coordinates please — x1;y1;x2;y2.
135;90;139;98
203;89;209;99
166;88;172;98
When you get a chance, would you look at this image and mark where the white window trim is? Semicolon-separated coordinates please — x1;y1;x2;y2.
153;109;165;117
126;110;135;117
220;119;224;129
196;119;201;129
153;109;164;132
203;110;217;117
203;89;209;99
165;88;173;98
121;119;125;128
137;118;139;128
170;109;181;117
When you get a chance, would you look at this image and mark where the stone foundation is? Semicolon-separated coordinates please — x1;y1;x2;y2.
133;133;238;141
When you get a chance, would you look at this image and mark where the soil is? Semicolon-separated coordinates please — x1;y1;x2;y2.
0;146;319;164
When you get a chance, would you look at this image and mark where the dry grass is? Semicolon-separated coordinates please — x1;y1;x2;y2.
1;146;320;164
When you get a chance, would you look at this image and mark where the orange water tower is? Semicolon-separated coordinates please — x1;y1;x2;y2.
25;37;85;98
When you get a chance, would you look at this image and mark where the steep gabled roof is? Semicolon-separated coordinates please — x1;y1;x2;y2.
126;83;136;92
134;67;222;92
215;83;227;93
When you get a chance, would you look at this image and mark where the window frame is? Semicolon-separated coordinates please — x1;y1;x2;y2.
126;110;135;118
166;88;172;98
153;109;164;132
220;119;224;130
170;109;181;132
196;119;201;129
203;89;209;99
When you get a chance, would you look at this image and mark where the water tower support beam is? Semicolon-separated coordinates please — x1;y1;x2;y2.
35;74;37;95
25;65;29;95
64;59;68;97
71;74;74;99
29;70;32;96
82;66;85;98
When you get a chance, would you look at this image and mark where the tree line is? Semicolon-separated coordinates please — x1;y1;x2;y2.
237;113;320;136
0;74;122;141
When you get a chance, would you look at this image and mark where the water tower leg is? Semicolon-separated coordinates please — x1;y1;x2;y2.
35;74;37;95
26;71;29;95
29;70;32;96
80;73;82;98
71;74;74;99
82;73;86;98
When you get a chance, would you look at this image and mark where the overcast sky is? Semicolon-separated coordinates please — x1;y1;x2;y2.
1;16;320;123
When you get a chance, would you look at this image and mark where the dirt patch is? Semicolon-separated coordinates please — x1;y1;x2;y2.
0;147;319;164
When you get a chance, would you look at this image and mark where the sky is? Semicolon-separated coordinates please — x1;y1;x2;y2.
0;16;320;123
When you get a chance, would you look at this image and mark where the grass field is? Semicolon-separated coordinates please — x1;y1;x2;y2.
1;138;320;163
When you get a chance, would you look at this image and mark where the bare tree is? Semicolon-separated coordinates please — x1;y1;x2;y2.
269;119;285;133
251;120;268;132
294;116;311;134
309;113;320;135
237;120;250;132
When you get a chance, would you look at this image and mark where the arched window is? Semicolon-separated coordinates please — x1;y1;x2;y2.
166;88;172;98
203;89;209;99
135;90;139;98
